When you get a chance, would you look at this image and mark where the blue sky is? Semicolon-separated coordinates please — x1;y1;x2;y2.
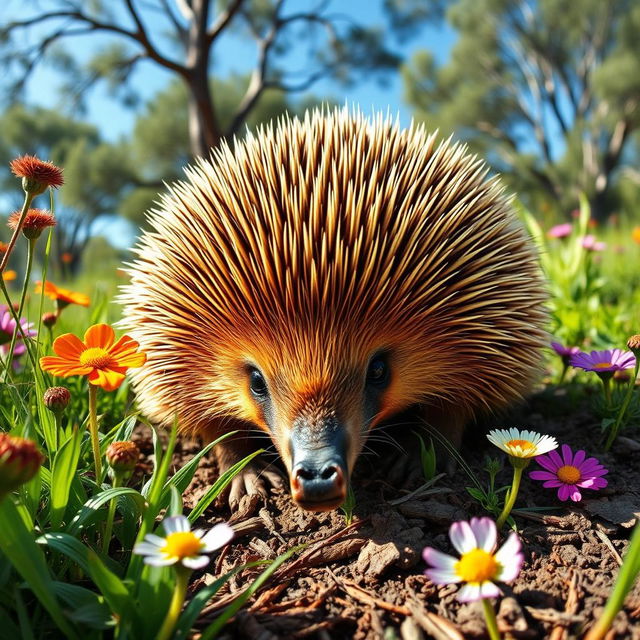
12;0;456;141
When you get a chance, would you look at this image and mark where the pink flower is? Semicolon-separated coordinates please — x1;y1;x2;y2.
581;235;606;252
547;223;572;238
551;341;580;364
422;517;523;602
570;349;635;373
529;445;608;501
0;305;36;357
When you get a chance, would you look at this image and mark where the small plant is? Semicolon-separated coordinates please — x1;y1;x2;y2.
340;484;356;525
415;431;437;481
465;456;505;517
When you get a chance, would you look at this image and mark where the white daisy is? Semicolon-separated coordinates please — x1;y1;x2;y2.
423;517;523;602
487;428;558;459
133;515;234;570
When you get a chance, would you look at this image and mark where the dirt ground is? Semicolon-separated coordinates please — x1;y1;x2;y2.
138;385;640;639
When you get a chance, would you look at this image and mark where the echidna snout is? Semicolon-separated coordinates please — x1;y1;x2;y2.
121;108;548;511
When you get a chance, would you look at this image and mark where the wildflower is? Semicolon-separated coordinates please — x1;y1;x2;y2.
423;517;523;602
43;386;71;415
9;154;64;195
570;349;635;374
530;445;608;502
40;323;146;391
7;209;56;240
36;280;90;310
106;441;140;478
0;242;8;254
487;428;558;460
632;227;640;245
0;305;36;357
551;341;580;383
2;270;17;282
547;223;572;239
627;335;640;357
487;428;558;528
581;235;606;252
61;252;74;264
42;312;57;329
134;515;234;570
0;433;44;497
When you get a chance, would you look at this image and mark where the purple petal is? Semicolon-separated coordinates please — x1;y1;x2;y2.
548;449;563;468
530;470;557;481
469;517;497;552
561;444;574;466
542;479;564;488
572;450;586;467
568;487;582;501
535;454;560;472
423;547;458;570
557;484;572;501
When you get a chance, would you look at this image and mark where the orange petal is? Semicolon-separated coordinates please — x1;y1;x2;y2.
52;333;85;360
40;356;91;377
88;367;125;391
109;336;146;367
115;352;147;368
84;324;115;349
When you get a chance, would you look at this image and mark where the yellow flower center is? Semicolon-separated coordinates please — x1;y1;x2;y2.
455;548;499;583
161;532;204;558
557;465;581;484
594;362;613;369
506;439;535;451
80;347;113;369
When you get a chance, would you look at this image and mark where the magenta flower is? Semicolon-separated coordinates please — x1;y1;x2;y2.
581;235;606;251
0;305;36;357
423;518;523;602
570;349;635;373
551;341;580;360
529;445;608;501
547;223;572;239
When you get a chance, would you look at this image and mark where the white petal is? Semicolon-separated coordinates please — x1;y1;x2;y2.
478;582;501;599
534;435;558;455
457;583;482;603
181;555;210;570
201;523;234;551
449;520;476;554
144;534;167;547
192;528;205;539
497;553;524;583
426;568;461;584
423;547;458;571
495;532;522;568
133;542;163;556
469;518;497;552
144;555;177;567
162;515;190;535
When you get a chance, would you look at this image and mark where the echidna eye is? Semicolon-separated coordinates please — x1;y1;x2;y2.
366;357;389;388
248;368;268;399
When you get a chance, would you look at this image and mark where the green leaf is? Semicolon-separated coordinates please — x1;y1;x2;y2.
167;485;182;517
50;428;82;529
52;582;114;630
66;487;147;536
86;551;136;626
37;532;91;574
200;546;302;639
188;450;263;523
0;499;79;640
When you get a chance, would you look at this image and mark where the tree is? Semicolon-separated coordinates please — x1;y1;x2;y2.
402;0;640;220
2;0;399;158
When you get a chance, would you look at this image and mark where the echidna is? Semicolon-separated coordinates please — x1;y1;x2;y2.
121;108;547;511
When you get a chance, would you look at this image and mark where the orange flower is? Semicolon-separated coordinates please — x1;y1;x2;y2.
40;324;146;391
2;270;17;282
61;252;74;264
10;154;64;195
632;227;640;245
36;280;90;308
8;208;56;239
0;242;8;254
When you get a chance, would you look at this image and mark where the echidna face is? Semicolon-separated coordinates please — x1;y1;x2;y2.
121;108;548;512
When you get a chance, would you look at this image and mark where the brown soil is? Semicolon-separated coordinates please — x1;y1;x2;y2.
140;386;640;639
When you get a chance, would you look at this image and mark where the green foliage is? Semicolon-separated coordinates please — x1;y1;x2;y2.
415;432;437;481
339;484;357;525
402;0;640;221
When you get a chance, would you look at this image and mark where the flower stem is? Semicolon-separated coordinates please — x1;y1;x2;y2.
0;191;33;273
157;566;191;640
481;598;501;640
584;520;640;640
6;238;36;366
600;374;612;410
558;363;568;385
604;361;640;451
102;474;120;555
88;385;102;482
496;464;524;529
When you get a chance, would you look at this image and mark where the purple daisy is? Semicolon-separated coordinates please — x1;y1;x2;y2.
547;223;572;239
529;445;608;502
551;342;580;359
569;349;635;373
0;305;36;357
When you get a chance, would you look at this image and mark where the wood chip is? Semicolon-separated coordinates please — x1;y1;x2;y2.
405;599;465;640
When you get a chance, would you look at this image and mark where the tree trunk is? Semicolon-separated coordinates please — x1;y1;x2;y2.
184;0;222;158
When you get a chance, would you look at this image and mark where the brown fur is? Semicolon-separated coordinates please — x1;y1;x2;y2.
120;108;548;493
